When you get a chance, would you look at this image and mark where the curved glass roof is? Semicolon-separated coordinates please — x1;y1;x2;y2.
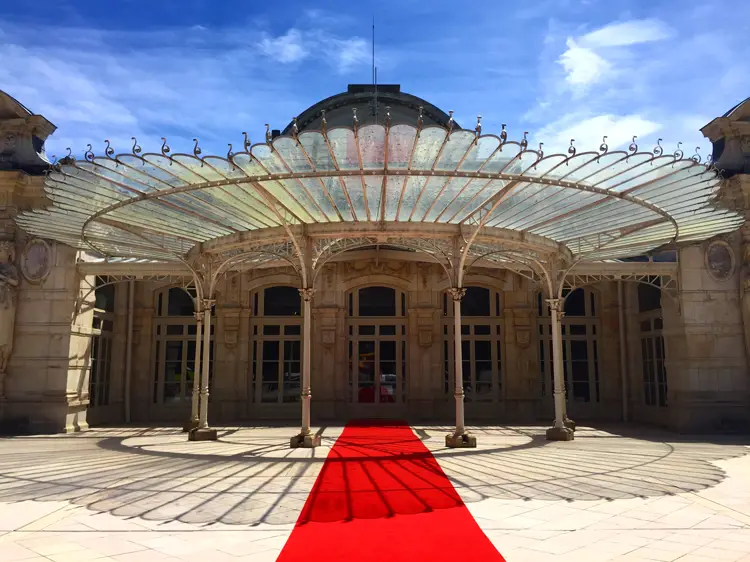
16;124;743;263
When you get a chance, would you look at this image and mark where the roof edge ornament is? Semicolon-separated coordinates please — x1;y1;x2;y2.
675;143;686;161
84;143;94;162
352;108;359;135
105;139;114;159
320;110;327;136
520;132;528;151
292;117;299;139
500;124;508;145
193;138;204;166
692;146;702;164
568;139;576;157
161;137;171;157
474;115;482;140
447;110;455;134
131;137;142;156
242;132;251;152
653;138;663;157
599;136;608;155
628;136;638;155
417;106;424;130
265;124;272;146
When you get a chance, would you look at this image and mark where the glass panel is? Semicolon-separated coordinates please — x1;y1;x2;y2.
358;287;396;316
435;131;475;171
167;324;184;335
654;317;663;331
387;125;416;170
461;340;471;399
264;286;301;316
462;287;491;316
357;341;376;403
640;320;652;332
284;325;301;336
164;340;183;403
474;325;491;335
168;288;194;316
564;289;586;317
638;284;662;313
379;341;397;403
327;128;359;170
94;283;115;312
359;325;376;335
299;131;335;171
283;340;301;403
273;137;314;173
411;127;447;170
461;325;470;335
261;341;280;402
569;325;586;335
363;175;383;221
383;175;404;221
459;135;500;172
380;325;396;336
263;325;281;336
359;125;386;170
474;341;493;401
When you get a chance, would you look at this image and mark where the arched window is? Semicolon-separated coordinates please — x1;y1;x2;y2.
537;288;600;403
250;286;302;403
443;287;503;402
347;286;407;404
638;282;667;407
90;276;115;408
153;287;214;404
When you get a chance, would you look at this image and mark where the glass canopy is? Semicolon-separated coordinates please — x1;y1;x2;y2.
16;124;743;263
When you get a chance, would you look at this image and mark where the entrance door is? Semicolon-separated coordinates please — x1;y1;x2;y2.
347;286;407;414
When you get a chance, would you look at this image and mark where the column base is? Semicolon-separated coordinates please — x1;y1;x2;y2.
188;427;218;441
182;419;199;432
545;426;574;441
290;433;321;448
564;417;576;431
445;433;477;448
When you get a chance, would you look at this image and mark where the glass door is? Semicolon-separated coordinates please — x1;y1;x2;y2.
354;339;401;403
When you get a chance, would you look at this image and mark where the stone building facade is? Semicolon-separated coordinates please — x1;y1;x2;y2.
1;87;749;435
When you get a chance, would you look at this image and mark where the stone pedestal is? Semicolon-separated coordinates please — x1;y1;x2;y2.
188;427;218;441
564;417;576;431
545;426;574;441
182;419;199;432
445;433;477;448
290;432;321;448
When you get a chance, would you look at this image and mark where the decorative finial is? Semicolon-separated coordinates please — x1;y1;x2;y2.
675;142;685;160
447;110;454;133
417;106;424;129
385;106;391;127
500;123;507;144
691;146;701;163
706;153;713;165
520;131;528;151
64;147;75;162
243;132;251;152
227;143;234;160
265;124;272;144
321;109;327;135
161;137;171;156
292;117;299;138
84;143;94;162
599;135;608;154
193;138;202;157
104;139;114;159
628;135;638;154
352;107;359;128
568;138;576;157
653;138;663;157
537;142;544;159
131;137;142;156
475;115;482;138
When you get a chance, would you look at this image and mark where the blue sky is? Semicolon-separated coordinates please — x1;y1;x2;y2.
1;0;748;160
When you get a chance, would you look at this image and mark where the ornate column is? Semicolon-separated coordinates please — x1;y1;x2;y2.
546;298;573;440
182;307;202;432
291;287;321;448
741;221;750;364
189;299;217;441
446;287;476;448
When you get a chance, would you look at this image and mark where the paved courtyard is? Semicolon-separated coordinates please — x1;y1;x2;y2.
0;424;749;561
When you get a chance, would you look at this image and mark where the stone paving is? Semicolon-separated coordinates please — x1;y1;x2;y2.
0;425;749;561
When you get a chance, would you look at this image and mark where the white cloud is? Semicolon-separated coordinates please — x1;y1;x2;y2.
558;38;611;89
536;113;662;153
580;19;674;48
258;29;309;63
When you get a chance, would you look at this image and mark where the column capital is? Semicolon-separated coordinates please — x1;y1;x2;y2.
193;311;203;322
545;297;562;312
298;287;316;301
201;298;216;309
447;287;466;301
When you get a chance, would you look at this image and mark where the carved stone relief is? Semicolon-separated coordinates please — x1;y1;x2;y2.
20;238;50;284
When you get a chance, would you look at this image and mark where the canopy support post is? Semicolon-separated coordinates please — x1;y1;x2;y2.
182;306;203;432
446;287;476;448
189;298;217;441
291;287;320;448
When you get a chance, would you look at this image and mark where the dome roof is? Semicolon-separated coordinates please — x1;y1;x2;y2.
282;84;460;135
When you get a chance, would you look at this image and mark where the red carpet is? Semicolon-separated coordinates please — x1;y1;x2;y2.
276;421;505;561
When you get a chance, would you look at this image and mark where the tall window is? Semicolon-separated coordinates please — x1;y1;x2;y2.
153;287;214;404
442;287;503;402
347;286;407;404
538;288;600;403
89;277;114;408
638;283;667;407
250;286;302;403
